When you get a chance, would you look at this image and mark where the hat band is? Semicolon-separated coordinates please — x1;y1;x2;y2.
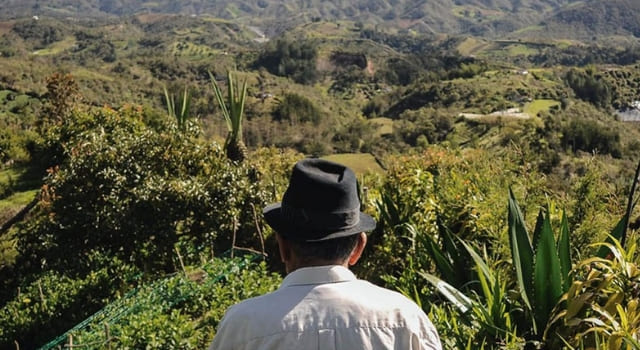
281;203;360;231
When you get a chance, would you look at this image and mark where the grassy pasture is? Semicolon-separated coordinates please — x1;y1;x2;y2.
0;189;38;214
322;153;384;175
456;37;492;56
32;36;76;56
369;117;393;136
0;166;42;198
513;25;544;35
506;44;539;56
524;99;560;116
72;68;115;82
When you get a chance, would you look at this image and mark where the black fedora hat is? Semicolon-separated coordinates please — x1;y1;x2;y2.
263;158;376;242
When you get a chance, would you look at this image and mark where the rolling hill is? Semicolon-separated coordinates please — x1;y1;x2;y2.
1;0;638;41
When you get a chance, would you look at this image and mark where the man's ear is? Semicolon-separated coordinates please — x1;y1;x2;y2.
275;233;290;264
347;232;367;266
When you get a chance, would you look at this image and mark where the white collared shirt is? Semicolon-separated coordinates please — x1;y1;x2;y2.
209;265;442;350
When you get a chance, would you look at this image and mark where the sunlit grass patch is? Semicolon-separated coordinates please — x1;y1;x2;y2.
524;99;560;116
456;37;491;56
322;153;384;175
32;36;76;56
0;166;43;200
72;68;115;82
0;189;38;214
369;117;393;136
507;44;539;56
513;25;544;34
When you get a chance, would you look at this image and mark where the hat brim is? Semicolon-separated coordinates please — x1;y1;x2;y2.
263;203;376;242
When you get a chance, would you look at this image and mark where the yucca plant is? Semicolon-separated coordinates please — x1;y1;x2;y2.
163;86;191;132
210;71;248;163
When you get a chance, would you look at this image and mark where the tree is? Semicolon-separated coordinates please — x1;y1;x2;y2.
42;73;80;127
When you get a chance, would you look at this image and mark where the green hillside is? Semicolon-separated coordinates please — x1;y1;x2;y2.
2;0;639;41
2;4;640;350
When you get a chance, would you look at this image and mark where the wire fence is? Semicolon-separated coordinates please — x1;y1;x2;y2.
38;250;262;350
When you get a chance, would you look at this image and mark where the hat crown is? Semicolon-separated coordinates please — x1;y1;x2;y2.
282;159;360;213
262;158;376;242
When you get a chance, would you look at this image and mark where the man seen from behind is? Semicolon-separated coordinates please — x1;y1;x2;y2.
209;158;442;350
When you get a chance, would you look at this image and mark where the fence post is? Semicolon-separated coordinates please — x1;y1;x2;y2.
67;334;73;349
38;280;46;310
175;246;187;277
104;323;111;350
230;215;238;258
250;203;266;257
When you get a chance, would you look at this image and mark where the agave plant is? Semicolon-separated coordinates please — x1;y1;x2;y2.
508;188;572;336
210;71;248;163
423;190;572;344
163;85;191;132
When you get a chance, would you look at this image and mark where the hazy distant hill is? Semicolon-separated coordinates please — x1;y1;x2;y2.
541;0;640;40
0;0;638;40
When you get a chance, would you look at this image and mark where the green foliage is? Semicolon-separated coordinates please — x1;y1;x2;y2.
0;253;138;349
164;85;192;132
565;68;613;109
393;108;452;146
550;235;640;349
423;240;524;347
423;191;572;345
272;92;324;126
254;37;319;84
12;19;65;49
64;257;282;350
42;73;80;127
358;148;515;288
510;191;573;336
15;106;274;275
561;118;622;157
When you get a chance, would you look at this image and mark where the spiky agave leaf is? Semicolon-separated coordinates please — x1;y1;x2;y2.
508;188;534;312
532;209;564;335
558;210;572;292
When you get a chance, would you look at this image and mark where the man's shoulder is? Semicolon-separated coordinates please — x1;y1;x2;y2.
346;279;425;310
222;289;280;319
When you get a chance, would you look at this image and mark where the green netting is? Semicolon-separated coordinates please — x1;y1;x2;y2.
39;251;262;350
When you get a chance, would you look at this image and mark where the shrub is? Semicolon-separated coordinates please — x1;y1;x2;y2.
16;106;284;275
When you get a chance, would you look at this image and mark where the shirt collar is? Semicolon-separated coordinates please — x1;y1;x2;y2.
280;265;357;288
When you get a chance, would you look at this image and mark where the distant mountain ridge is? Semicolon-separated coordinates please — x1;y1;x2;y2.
0;0;638;40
